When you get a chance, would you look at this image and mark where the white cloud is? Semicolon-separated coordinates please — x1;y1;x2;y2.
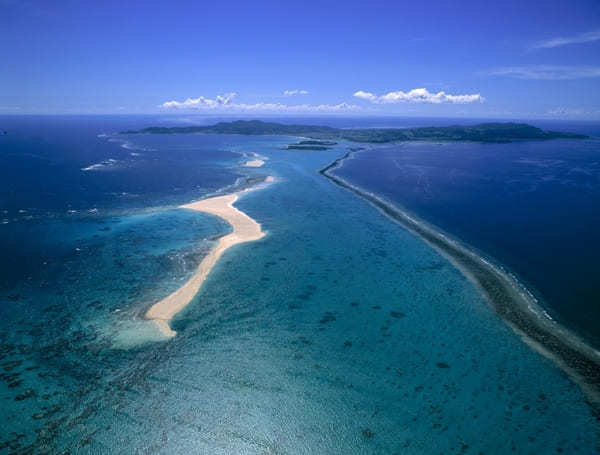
489;66;600;80
162;92;238;109
161;93;359;112
283;89;309;96
530;29;600;50
353;90;378;102
353;88;484;104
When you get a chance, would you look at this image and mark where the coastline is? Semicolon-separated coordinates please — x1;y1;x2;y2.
320;150;600;410
145;178;274;337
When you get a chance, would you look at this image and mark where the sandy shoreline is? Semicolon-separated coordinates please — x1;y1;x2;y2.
244;159;264;167
320;152;600;408
145;180;272;337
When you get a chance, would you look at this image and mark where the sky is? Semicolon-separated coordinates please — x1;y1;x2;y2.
1;0;600;119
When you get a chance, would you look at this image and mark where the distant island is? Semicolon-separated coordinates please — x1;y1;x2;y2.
286;140;338;150
121;120;587;144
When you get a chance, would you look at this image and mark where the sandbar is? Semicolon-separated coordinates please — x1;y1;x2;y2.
145;183;271;337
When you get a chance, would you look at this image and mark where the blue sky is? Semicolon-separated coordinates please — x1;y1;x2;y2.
1;0;600;119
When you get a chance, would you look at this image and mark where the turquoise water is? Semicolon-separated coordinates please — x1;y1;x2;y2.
0;122;598;453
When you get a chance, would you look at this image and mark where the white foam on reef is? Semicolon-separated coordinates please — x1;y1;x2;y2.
120;142;136;150
98;132;155;152
106;136;155;152
81;159;120;171
251;152;268;161
204;176;250;199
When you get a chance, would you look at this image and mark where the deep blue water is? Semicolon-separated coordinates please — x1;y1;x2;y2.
334;134;600;347
0;116;243;212
0;116;597;453
0;116;250;289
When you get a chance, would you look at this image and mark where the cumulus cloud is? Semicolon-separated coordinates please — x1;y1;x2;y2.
530;29;600;50
162;92;238;109
353;90;378;102
161;93;359;112
283;89;309;96
353;88;484;104
489;66;600;80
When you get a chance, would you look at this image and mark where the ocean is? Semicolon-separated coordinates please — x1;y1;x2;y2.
332;131;600;348
0;115;597;453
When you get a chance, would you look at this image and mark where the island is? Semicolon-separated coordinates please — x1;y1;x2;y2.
286;140;338;151
121;120;587;143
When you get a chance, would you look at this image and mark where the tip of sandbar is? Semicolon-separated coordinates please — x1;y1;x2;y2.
152;319;177;338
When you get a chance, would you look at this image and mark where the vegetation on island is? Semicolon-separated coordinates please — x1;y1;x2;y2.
285;139;339;150
287;145;331;150
297;140;338;146
122;120;587;144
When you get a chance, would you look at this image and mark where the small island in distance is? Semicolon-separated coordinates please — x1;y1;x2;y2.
286;140;338;150
122;120;587;143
